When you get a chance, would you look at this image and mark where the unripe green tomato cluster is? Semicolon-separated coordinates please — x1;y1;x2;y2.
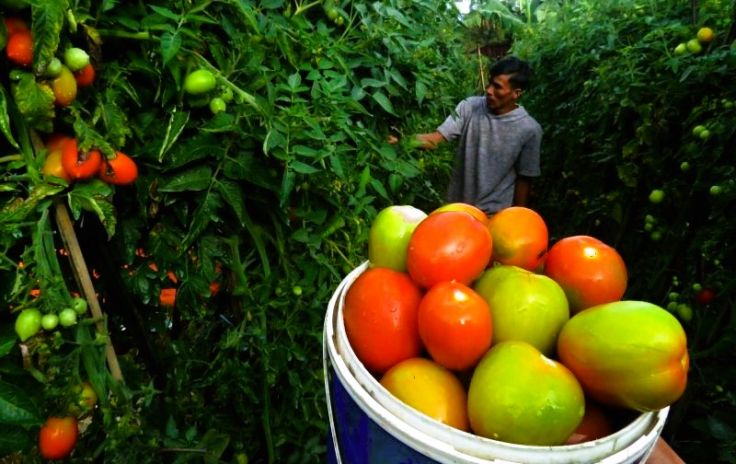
183;68;234;115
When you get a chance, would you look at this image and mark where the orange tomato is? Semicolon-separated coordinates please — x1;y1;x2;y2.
343;267;422;374
61;138;102;180
159;288;177;307
380;358;469;431
74;63;95;87
430;202;488;225
45;133;73;152
39;417;78;459
543;235;627;314
418;281;492;371
565;401;613;444
6;29;33;67
42;149;72;183
407;211;492;288
98;152;138;185
487;206;548;271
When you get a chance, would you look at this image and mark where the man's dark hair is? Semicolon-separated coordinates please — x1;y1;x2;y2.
489;56;532;91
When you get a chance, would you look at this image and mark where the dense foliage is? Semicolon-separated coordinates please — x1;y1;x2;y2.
514;1;735;462
1;0;475;461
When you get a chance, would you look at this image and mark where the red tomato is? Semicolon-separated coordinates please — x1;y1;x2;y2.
487;206;548;271
45;134;73;152
565;401;613;444
6;29;33;67
418;281;492;371
543;235;627;314
695;288;715;305
39;416;78;459
407;211;492;288
61;138;102;180
343;267;423;374
3;17;28;36
98;152;138;185
74;63;96;87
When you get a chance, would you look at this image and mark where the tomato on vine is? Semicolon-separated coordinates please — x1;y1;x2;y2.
15;308;42;341
41;313;59;331
184;69;217;95
6;29;32;67
98;152;138;185
51;65;78;107
63;47;90;72
74;63;95;87
42;150;72;183
71;297;88;315
3;17;28;36
38;417;78;460
61;139;102;180
58;308;77;327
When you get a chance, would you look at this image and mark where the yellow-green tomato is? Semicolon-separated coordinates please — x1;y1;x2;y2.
468;341;585;445
557;300;689;412
183;69;217;95
15;308;42;341
380;358;469;431
41;313;60;331
209;97;227;114
368;205;427;272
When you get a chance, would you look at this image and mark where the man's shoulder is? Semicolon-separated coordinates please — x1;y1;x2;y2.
515;107;543;134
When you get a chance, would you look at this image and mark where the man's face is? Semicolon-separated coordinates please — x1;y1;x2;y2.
485;74;521;115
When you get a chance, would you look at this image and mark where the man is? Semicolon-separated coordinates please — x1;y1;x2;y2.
395;56;542;215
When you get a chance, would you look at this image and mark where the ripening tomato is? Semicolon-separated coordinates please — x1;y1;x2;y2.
380;358;469;431
74;63;95;87
6;29;33;67
51;65;78;107
98;152;138;185
343;267;423;374
407;211;492;288
3;17;28;36
695;288;715;305
61;138;102;180
42;149;72;183
418;281;492;371
557;300;689;412
486;206;548;271
39;416;78;459
45;133;73;152
544;235;627;314
430;202;488;225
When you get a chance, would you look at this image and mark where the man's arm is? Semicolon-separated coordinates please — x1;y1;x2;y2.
388;131;446;149
513;175;533;206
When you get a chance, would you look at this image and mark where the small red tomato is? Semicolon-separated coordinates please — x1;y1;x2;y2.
6;29;33;67
39;416;78;459
3;17;28;36
74;63;96;87
695;288;715;305
61;138;102;180
98;152;138;185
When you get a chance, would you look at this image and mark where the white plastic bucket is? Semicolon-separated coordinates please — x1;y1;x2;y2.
324;262;669;464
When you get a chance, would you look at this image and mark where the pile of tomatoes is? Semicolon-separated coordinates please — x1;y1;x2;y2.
342;203;690;446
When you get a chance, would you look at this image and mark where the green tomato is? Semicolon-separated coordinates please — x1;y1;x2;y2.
45;58;63;78
41;313;60;331
644;222;653;232
648;189;665;204
692;125;706;136
680;161;690;172
644;214;656;224
676;303;693;322
209;97;227;114
709;185;723;196
219;86;234;103
184;69;217;95
668;292;680;301
686;38;702;54
699;129;711;140
15;309;42;341
59;308;78;327
650;230;663;241
71;297;88;315
63;47;90;72
692;282;703;292
673;43;687;55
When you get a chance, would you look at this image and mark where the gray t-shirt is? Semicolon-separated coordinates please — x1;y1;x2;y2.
437;96;542;215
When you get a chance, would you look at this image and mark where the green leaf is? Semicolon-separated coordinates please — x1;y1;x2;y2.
11;73;55;133
217;180;246;226
0;380;42;427
160;30;182;65
149;5;181;21
0;86;20;149
261;0;284;9
182;192;222;251
158;108;191;162
371;91;396;115
0;424;34;455
289;161;319;174
415;80;427;104
158;165;213;192
73;117;116;158
31;0;67;75
66;181;117;236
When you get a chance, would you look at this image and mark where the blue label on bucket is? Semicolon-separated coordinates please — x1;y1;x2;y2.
328;371;438;464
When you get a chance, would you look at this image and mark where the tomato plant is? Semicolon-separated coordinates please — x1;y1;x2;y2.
38;416;78;460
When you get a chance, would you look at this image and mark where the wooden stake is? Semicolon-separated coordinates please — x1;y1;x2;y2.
54;201;125;382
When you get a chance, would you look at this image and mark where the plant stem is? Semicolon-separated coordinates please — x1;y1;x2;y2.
0;155;22;163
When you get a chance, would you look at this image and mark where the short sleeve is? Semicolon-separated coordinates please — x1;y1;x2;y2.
516;124;542;177
437;99;470;141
